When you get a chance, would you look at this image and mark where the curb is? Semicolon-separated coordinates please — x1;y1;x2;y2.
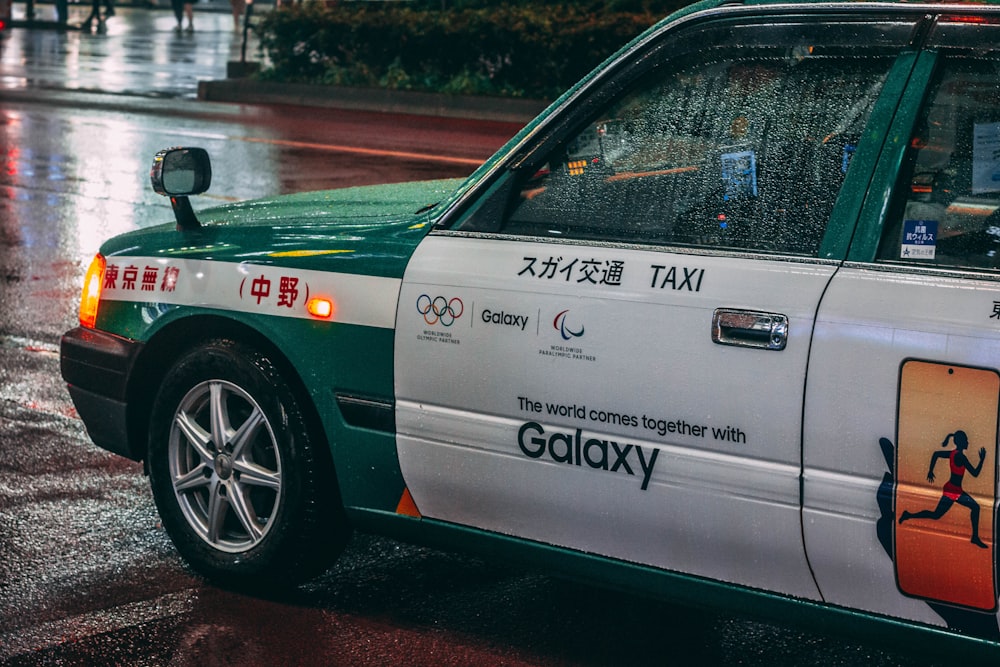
197;79;548;124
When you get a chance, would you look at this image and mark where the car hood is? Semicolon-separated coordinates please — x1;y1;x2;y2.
198;178;466;226
100;178;467;278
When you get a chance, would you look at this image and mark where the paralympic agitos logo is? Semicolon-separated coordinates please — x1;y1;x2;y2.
416;294;464;326
517;421;659;490
553;309;584;341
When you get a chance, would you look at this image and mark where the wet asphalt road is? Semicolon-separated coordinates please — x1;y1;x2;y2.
0;7;958;665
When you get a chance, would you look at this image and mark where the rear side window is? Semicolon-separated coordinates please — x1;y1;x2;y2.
461;17;912;257
878;22;1000;270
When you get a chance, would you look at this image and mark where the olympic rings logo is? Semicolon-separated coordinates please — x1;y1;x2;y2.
416;294;464;327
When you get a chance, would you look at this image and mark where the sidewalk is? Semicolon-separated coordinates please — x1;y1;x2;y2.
10;0;243;26
3;2;546;124
3;4;264;99
197;80;547;124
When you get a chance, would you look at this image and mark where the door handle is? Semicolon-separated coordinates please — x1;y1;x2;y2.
712;308;788;351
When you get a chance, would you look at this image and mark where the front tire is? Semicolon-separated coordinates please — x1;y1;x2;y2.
148;338;349;588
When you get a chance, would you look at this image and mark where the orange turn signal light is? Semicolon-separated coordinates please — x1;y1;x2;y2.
79;254;106;329
306;297;334;319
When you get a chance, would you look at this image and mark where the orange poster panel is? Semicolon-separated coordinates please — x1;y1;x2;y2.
895;360;999;612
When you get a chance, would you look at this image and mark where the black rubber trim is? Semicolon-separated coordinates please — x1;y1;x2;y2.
60;327;143;400
61;328;145;461
67;384;140;461
335;394;395;433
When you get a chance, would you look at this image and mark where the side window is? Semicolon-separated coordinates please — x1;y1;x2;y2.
878;57;1000;270
470;22;901;257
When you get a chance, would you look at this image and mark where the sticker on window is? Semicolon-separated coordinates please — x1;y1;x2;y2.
901;220;937;259
720;149;758;201
894;360;999;612
973;121;1000;194
841;144;856;174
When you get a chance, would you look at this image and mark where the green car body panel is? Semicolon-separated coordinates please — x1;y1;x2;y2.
94;178;464;513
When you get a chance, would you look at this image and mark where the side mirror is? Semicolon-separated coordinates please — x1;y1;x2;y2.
150;147;212;230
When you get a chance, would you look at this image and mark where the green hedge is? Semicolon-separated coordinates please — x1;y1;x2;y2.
255;3;689;99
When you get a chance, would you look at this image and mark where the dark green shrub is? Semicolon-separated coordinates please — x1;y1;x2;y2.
255;2;690;99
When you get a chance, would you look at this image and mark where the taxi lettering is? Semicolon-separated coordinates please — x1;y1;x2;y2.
104;262;180;294
481;309;529;330
517;421;659;490
649;264;705;292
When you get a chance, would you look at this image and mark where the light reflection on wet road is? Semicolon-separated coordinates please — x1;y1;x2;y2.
0;8;954;666
1;3;259;98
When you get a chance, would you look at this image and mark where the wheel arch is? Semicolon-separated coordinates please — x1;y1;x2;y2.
137;313;354;584
125;314;332;480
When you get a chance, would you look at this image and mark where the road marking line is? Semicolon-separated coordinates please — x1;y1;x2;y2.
241;136;485;166
0;335;60;354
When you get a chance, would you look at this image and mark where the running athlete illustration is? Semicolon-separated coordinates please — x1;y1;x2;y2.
898;430;988;549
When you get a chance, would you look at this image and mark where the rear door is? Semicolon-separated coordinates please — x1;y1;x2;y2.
804;16;1000;635
396;9;917;597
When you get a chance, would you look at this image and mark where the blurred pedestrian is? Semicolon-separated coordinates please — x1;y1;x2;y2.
54;0;68;26
171;0;194;32
229;0;245;31
81;0;114;33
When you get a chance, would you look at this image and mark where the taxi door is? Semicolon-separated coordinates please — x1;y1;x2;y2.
395;12;916;597
803;20;1000;636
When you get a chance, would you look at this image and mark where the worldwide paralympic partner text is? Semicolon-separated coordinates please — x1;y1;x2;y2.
517;422;660;490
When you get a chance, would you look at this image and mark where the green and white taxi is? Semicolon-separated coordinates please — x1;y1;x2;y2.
61;0;1000;653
